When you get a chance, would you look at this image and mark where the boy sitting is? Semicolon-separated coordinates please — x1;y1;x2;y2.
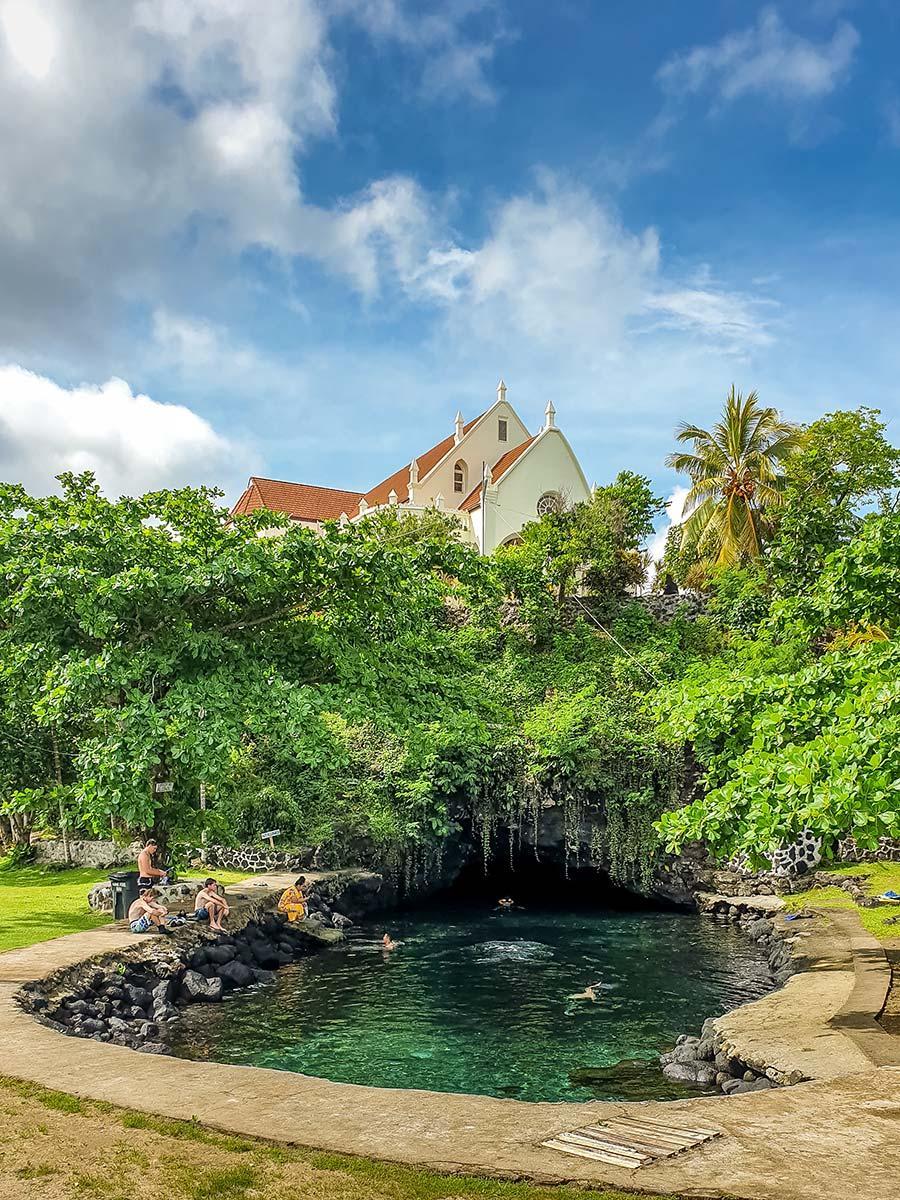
127;888;170;934
194;878;230;932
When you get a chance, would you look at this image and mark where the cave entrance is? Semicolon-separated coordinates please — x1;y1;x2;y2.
426;839;673;913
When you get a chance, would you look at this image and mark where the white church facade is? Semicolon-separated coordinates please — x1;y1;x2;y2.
233;381;591;554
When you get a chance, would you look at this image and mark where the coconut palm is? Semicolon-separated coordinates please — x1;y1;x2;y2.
666;387;799;569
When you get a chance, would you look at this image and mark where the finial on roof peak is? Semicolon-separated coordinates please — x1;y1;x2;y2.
544;398;556;430
497;379;507;403
454;410;464;444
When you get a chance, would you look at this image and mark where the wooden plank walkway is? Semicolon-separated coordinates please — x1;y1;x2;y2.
543;1114;721;1169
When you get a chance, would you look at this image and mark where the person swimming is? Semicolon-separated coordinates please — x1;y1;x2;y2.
381;933;397;951
568;982;602;1001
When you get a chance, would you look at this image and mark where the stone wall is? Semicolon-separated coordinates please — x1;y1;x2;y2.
633;593;706;621
190;845;318;873
88;878;202;914
32;838;140;869
837;836;900;863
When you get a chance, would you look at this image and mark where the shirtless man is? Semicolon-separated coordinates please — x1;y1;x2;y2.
194;878;230;932
127;888;170;934
381;933;397;951
136;839;167;888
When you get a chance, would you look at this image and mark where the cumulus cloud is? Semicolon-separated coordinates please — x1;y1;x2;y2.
0;0;500;360
657;6;859;105
0;364;238;496
404;175;774;353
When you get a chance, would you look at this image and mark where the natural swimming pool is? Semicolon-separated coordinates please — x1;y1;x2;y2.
169;903;773;1102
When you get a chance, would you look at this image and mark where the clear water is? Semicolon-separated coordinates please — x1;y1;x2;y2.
169;904;773;1102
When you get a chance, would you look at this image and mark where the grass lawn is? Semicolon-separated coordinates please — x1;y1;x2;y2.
783;861;900;942
0;1075;674;1200
0;862;255;953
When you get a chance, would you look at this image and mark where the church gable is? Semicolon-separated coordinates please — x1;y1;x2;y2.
231;382;590;553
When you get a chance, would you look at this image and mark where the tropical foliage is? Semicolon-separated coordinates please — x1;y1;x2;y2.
0;397;897;881
665;386;799;578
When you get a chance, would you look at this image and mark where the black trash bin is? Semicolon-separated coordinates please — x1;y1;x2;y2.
109;871;140;921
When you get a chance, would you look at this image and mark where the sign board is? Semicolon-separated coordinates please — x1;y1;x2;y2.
260;829;281;840
154;781;174;793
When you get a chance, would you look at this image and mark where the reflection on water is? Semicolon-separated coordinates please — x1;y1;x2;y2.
169;904;772;1103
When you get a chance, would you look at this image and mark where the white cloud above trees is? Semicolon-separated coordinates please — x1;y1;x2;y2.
0;364;238;497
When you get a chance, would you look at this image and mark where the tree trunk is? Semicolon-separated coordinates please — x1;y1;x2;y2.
199;782;208;847
51;731;71;866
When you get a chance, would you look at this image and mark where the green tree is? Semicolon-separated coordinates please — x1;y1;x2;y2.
499;472;663;611
666;386;799;573
656;510;900;863
770;407;900;591
0;472;484;847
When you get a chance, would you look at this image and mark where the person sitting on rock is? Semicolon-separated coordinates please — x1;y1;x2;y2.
277;876;308;923
127;888;170;935
137;839;168;888
194;878;230;932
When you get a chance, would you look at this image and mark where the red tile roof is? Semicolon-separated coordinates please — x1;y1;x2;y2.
232;477;364;522
458;436;536;512
230;411;530;523
363;412;485;507
458;483;482;512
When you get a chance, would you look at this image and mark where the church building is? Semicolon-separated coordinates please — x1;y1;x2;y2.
232;381;591;554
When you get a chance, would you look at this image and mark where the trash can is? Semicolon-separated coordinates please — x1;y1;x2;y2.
109;871;140;921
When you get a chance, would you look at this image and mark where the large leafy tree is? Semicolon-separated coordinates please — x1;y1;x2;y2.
656;508;900;864
666;386;799;574
0;473;483;847
770;407;900;591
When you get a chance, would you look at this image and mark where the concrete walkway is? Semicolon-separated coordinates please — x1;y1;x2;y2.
2;895;900;1200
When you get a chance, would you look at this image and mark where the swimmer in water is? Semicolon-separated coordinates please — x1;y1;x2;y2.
568;982;602;1001
381;933;397;951
497;897;515;909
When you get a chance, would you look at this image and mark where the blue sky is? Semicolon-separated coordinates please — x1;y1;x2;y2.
0;0;898;539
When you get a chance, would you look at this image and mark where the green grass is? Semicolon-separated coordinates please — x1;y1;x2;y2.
0;860;260;953
784;860;900;942
0;863;110;952
2;1075;677;1200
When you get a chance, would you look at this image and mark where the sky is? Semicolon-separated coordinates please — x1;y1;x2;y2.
1;0;899;548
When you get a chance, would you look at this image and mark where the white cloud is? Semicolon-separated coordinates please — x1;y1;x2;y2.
0;364;239;495
404;174;774;354
643;288;776;348
648;485;690;561
657;6;859;105
338;0;503;103
0;0;501;359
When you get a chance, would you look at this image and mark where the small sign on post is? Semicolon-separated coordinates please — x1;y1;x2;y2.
260;828;281;849
154;781;174;793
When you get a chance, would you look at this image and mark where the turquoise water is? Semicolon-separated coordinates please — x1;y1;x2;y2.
169;904;772;1102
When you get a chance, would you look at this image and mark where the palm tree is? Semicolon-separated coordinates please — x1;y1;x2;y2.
666;386;799;569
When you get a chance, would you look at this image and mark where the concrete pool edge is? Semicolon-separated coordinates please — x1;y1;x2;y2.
2;899;900;1198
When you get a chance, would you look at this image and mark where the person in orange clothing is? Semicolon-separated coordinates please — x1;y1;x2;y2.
277;876;308;923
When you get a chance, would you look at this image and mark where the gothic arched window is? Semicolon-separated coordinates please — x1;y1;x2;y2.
453;460;467;493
